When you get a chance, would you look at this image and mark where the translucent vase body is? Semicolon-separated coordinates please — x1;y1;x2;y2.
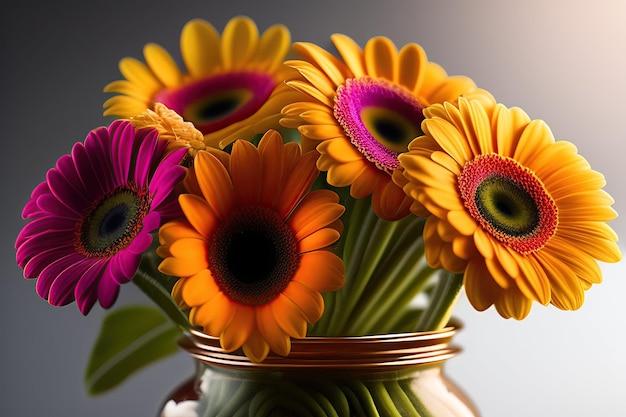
159;324;480;417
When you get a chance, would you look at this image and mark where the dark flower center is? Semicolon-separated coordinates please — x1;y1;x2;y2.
76;186;150;257
458;154;558;254
334;77;425;173
208;207;299;305
154;72;275;135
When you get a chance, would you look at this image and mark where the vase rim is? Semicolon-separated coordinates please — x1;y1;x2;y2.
179;320;463;372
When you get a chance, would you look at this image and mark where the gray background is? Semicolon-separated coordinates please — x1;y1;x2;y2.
2;1;625;416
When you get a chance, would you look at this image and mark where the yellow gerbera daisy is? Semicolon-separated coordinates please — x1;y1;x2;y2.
104;16;304;149
157;130;345;362
281;34;494;220
395;97;622;319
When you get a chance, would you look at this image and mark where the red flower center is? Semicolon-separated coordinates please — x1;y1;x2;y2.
458;154;558;254
154;72;275;135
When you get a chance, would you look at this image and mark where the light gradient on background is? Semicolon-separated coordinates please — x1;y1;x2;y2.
2;1;624;416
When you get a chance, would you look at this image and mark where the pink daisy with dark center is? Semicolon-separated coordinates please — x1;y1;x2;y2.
15;120;187;314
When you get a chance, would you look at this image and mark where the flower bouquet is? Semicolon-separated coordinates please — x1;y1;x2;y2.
15;15;622;417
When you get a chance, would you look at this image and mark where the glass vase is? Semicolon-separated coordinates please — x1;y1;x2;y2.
159;323;480;417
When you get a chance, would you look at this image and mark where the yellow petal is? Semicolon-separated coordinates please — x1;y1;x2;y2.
364;36;398;82
397;42;427;93
221;16;259;70
331;33;365;78
180;18;221;78
143;43;183;88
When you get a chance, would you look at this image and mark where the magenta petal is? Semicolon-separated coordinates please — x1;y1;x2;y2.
125;230;153;256
16;233;73;266
110;120;135;184
150;165;186;209
22;182;50;218
37;193;81;217
75;261;106;314
48;259;94;306
110;250;141;284
134;130;160;186
84;128;115;193
71;141;107;200
97;268;121;309
142;211;161;233
17;216;76;242
22;246;72;278
150;148;186;186
35;252;86;300
46;168;91;210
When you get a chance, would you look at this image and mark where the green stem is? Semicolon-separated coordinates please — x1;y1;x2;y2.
414;271;464;331
325;198;381;335
344;219;428;335
132;248;191;330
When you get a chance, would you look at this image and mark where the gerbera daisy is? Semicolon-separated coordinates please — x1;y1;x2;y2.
129;102;206;157
157;130;345;362
281;34;495;220
15;120;187;314
103;16;304;149
395;97;622;319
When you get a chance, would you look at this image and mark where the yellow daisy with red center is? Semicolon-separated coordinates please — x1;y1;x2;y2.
394;97;622;319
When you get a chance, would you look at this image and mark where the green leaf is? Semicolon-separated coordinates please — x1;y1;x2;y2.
85;305;182;395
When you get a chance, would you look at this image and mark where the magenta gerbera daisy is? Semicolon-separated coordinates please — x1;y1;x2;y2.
15;120;187;314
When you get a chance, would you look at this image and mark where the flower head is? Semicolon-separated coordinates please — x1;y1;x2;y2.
104;16;304;149
395;97;622;319
15;120;187;314
281;34;494;220
129;103;206;157
158;130;345;362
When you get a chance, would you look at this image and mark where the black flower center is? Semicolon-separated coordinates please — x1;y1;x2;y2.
76;186;150;257
209;207;299;305
475;175;540;238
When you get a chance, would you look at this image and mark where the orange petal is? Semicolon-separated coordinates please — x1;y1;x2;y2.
281;280;325;323
256;304;291;356
272;295;308;338
190;291;235;335
242;327;271;362
295;251;345;292
220;304;255;352
180;269;220;307
230;139;262;207
178;194;219;239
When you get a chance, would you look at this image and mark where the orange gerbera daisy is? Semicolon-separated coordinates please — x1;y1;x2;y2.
281;34;494;220
395;97;622;319
157;130;345;361
104;16;304;149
